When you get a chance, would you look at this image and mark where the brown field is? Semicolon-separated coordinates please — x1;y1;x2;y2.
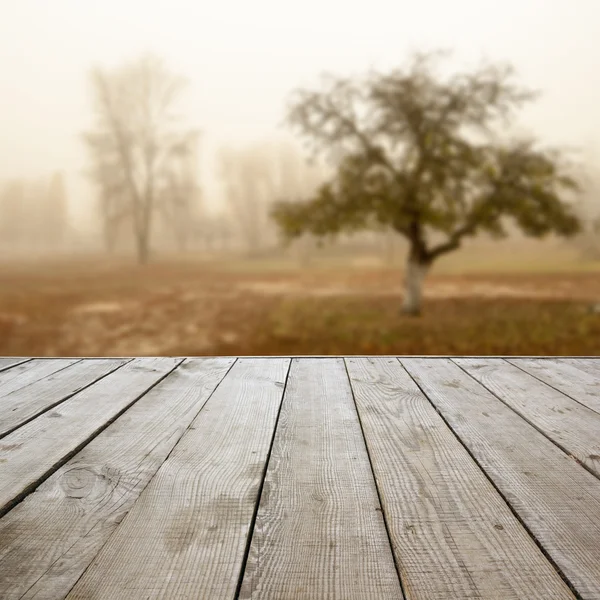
1;251;600;356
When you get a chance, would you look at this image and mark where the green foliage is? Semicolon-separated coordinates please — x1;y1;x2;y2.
272;51;582;264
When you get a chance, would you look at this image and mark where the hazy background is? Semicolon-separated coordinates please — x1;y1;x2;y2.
1;0;600;357
2;0;599;227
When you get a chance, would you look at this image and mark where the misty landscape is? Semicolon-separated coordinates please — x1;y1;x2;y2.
1;0;600;356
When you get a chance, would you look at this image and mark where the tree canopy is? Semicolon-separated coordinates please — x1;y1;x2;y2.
271;51;582;313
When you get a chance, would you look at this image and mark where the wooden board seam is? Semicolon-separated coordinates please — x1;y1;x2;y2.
505;358;600;417
0;359;32;374
0;359;134;440
0;359;184;520
57;357;238;600
451;358;600;483
342;358;408;600
396;358;584;600
231;358;292;600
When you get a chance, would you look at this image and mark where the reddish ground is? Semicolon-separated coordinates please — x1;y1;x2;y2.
1;259;599;356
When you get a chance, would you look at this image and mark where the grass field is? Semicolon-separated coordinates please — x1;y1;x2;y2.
1;241;600;356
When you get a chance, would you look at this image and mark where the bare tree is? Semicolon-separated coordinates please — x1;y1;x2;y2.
86;159;128;254
158;133;202;252
218;144;272;255
218;139;326;256
83;55;198;263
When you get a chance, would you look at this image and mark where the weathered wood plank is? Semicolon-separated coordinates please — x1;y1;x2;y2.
0;358;235;600
0;357;180;517
0;359;80;400
0;359;31;374
456;358;600;477
0;359;129;438
402;358;600;600
557;358;600;377
505;358;600;415
66;358;290;600
346;357;575;600
240;358;402;600
551;359;600;410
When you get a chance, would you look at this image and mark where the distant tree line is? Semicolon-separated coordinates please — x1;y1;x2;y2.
218;138;326;257
0;172;70;252
82;55;330;263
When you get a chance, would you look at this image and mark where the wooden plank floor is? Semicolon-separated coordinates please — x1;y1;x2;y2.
0;358;598;599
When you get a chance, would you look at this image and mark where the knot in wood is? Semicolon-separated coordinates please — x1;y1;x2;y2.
59;466;115;499
60;467;95;499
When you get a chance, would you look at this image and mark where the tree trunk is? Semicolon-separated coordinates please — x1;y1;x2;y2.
403;254;428;315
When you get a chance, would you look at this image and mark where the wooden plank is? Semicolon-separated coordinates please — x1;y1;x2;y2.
555;358;600;373
345;357;575;600
0;359;129;438
66;358;290;600
505;358;600;415
0;357;180;517
0;358;31;374
557;358;600;376
456;358;600;477
240;358;402;600
0;358;235;600
0;359;80;399
402;358;600;600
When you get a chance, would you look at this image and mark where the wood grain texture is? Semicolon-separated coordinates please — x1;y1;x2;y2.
402;358;600;600
455;358;600;477
0;359;80;400
346;357;575;600
0;358;234;600
557;358;600;378
66;358;290;600
0;359;31;373
505;358;600;415
0;359;128;438
0;358;180;517
240;358;402;600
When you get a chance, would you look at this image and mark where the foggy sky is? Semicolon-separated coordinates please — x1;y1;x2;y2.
1;0;599;228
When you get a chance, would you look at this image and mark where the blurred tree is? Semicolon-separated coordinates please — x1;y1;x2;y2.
83;55;199;263
272;51;582;314
0;180;26;246
43;171;69;248
158;133;202;252
193;212;235;252
87;159;128;254
218;139;325;257
218;144;276;256
572;162;600;260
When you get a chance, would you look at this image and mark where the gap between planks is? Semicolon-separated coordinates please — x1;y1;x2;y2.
402;358;600;599
0;359;132;439
345;357;576;600
65;358;290;600
0;358;182;518
452;358;600;479
0;358;236;600
240;358;402;599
